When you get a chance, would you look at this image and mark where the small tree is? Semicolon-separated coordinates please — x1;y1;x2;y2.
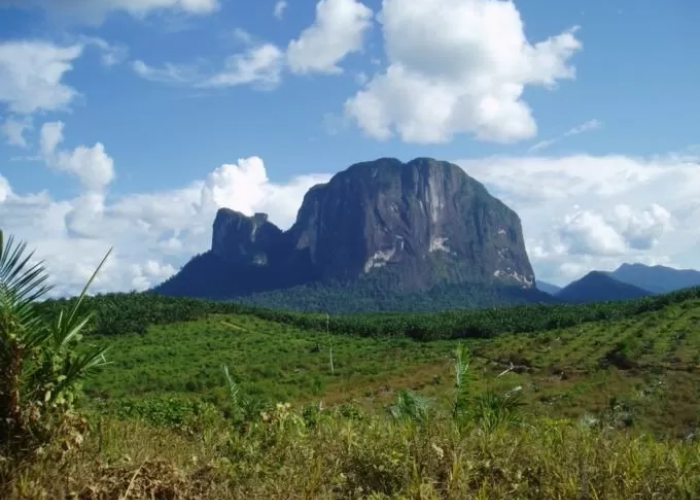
0;230;110;454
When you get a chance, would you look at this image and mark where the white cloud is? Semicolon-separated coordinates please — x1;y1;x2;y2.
558;209;628;257
0;41;83;115
40;121;116;192
204;44;284;89
133;43;285;90
132;0;373;90
556;204;672;258
455;152;700;285
0;174;11;203
345;0;581;144
287;0;373;75
0;0;219;24
79;36;129;67
40;121;65;157
132;60;200;85
1;116;32;147
273;0;288;20
200;157;332;227
529;119;602;153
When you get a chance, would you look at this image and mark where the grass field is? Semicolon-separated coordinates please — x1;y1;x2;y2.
83;296;700;437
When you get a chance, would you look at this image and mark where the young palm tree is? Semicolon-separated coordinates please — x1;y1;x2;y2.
0;230;111;451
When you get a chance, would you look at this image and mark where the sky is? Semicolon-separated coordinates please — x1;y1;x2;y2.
1;0;699;295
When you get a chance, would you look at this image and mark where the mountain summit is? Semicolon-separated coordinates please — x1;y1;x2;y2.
556;271;651;304
155;158;539;306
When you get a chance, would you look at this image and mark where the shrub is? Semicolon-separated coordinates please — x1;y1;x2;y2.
0;230;109;455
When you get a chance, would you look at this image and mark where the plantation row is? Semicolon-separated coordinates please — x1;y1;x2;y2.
37;285;700;340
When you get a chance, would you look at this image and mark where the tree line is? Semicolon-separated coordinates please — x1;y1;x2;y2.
33;285;700;341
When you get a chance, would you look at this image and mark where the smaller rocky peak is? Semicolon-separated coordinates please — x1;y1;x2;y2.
211;208;283;265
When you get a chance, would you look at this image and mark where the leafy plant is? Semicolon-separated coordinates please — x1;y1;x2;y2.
0;230;110;453
470;387;526;433
387;389;432;424
452;342;471;419
450;342;525;431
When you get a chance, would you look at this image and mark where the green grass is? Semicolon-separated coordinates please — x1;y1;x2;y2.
82;297;700;438
84;314;456;408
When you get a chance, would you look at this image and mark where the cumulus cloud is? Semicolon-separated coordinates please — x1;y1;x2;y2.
199;157;332;227
456;152;700;285
0;154;330;297
40;121;115;192
0;41;83;115
556;204;672;257
133;0;373;91
0;0;219;24
345;0;581;144
287;0;373;75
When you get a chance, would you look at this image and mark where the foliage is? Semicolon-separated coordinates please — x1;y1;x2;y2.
4;407;700;499
0;230;109;454
469;387;526;433
33;283;700;344
452;343;471;418
386;390;432;424
75;292;700;436
95;397;220;431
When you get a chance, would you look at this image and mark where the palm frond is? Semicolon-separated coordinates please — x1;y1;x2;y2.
387;389;432;423
0;230;53;349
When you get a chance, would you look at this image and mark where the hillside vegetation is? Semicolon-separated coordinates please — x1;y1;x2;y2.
36;282;700;340
80;293;700;437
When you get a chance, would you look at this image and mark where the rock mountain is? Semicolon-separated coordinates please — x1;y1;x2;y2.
155;158;541;307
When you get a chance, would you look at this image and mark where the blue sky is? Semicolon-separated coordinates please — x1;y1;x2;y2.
1;0;699;294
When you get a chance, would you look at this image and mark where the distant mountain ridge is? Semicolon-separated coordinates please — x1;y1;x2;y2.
154;157;553;312
555;271;652;304
605;263;700;294
548;263;700;304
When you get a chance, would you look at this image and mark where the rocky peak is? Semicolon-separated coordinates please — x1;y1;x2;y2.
287;157;535;290
170;157;536;297
211;208;283;266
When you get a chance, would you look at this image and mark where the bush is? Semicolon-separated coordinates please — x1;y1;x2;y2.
0;230;109;455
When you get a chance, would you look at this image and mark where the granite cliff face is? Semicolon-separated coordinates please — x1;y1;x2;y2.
211;210;284;266
155;157;537;300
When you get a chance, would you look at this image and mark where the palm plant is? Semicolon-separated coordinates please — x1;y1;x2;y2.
387;389;432;424
0;230;110;452
470;387;526;433
450;342;525;432
452;343;471;419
